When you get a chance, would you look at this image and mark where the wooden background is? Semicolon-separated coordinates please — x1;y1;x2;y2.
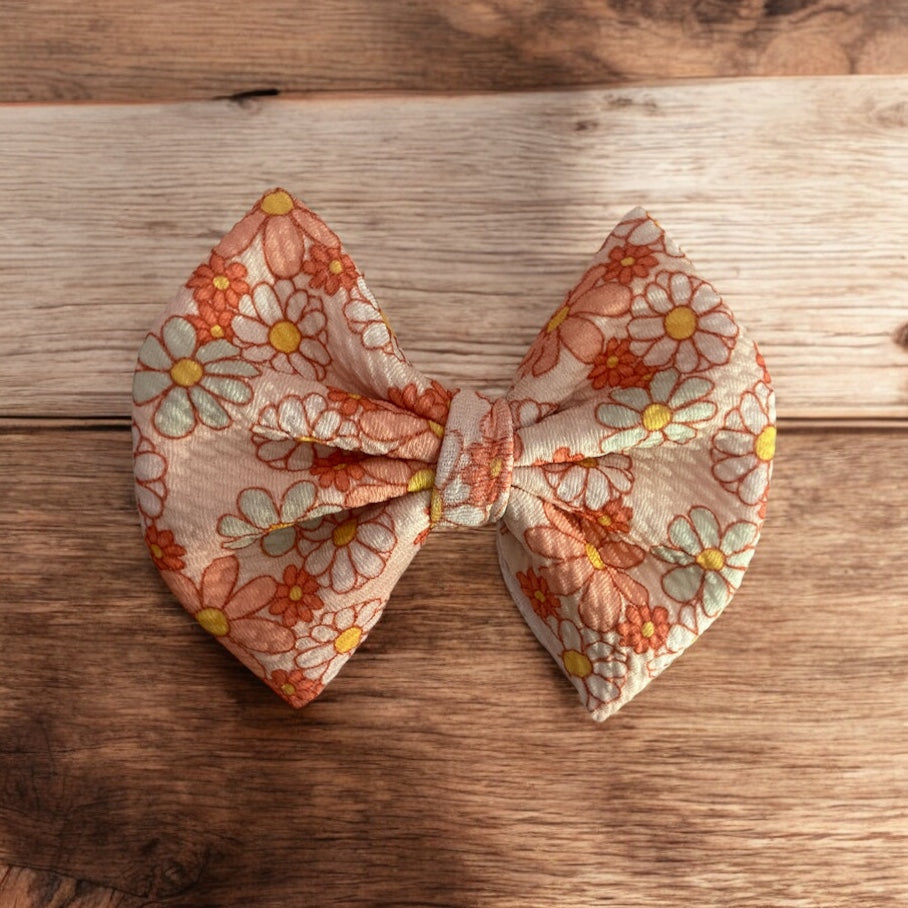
1;2;907;906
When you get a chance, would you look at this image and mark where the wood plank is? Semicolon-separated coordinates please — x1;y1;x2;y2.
0;427;905;905
0;864;136;908
2;78;908;421
2;1;906;102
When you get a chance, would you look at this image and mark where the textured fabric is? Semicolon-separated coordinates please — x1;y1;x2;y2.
132;188;775;721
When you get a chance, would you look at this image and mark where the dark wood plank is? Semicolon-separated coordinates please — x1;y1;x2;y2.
2;0;906;102
0;426;905;905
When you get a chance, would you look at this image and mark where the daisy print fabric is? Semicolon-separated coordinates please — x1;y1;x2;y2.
133;189;775;722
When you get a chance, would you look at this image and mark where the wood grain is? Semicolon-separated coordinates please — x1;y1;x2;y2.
0;864;139;908
2;79;908;422
0;426;906;906
2;0;907;102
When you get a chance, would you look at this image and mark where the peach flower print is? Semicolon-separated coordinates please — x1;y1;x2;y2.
525;502;648;632
519;265;632;378
216;189;341;279
165;555;292;672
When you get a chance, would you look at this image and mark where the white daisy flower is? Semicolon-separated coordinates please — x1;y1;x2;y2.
652;507;759;616
629;270;737;373
133;316;258;438
232;280;330;378
595;368;717;451
132;426;167;519
218;482;316;556
296;599;385;684
711;382;776;506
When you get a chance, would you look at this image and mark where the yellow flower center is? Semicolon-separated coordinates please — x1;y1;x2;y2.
149;543;164;559
642;403;672;432
605;354;620;368
288;585;303;602
328;258;344;275
408;468;436;493
598;513;612;528
268;320;302;354
754;425;776;462
295;435;318;443
335;625;363;654
664;306;698;340
696;547;726;571
196;608;229;637
169;357;203;388
546;305;570;333
212;274;230;291
281;682;296;696
430;488;443;525
641;620;655;638
585;542;605;571
533;590;547;603
261;190;294;215
210;324;225;339
489;456;503;478
427;419;445;438
620;255;636;267
579;457;597;468
563;649;593;678
332;518;358;547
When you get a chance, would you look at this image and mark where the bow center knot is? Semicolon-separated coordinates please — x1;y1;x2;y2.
432;390;514;529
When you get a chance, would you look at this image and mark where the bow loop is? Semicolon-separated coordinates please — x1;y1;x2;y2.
432;390;514;529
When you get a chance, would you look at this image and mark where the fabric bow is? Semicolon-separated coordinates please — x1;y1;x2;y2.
132;188;774;721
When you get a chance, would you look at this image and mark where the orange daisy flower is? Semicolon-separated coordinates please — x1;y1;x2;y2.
187;301;236;344
387;380;451;425
592;499;633;537
310;449;367;493
144;525;185;572
517;568;561;620
617;604;670;654
268;668;324;708
269;565;324;627
186;253;250;309
327;388;380;417
604;243;659;285
302;244;359;295
588;337;652;390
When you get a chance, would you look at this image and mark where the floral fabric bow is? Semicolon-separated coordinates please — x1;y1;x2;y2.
132;189;774;722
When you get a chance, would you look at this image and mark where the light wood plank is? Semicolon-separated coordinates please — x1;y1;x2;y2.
0;864;135;908
1;0;905;101
0;427;905;905
2;78;908;421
